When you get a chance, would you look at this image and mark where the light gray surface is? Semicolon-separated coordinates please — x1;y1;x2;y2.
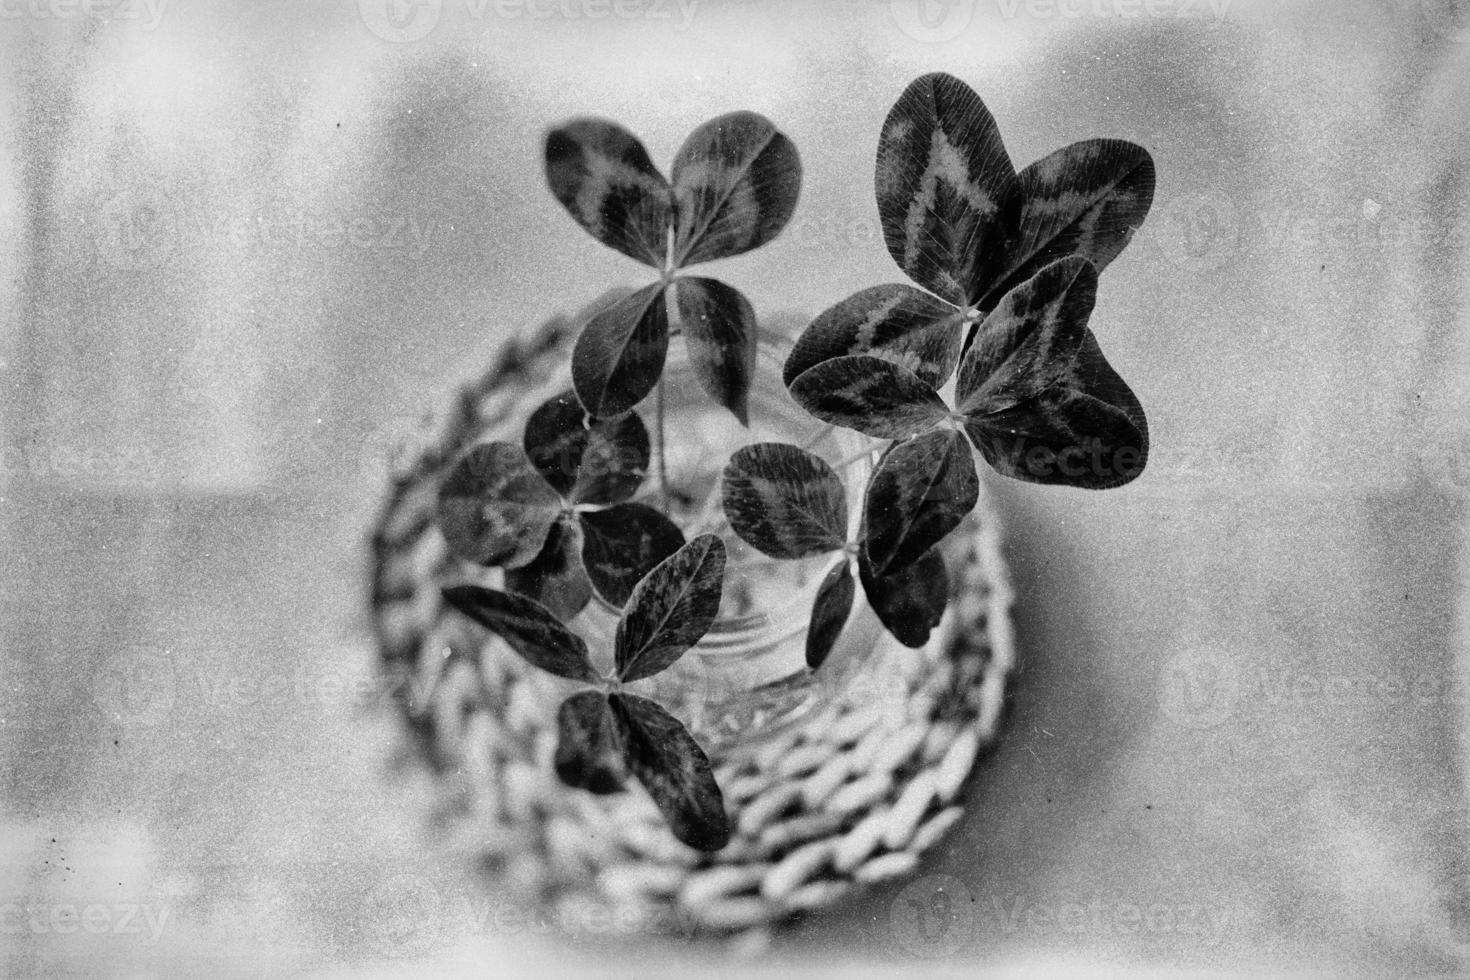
2;2;1468;976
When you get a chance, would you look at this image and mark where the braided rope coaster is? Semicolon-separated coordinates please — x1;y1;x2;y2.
368;312;1016;942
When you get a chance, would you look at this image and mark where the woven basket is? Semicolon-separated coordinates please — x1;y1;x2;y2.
368;310;1017;941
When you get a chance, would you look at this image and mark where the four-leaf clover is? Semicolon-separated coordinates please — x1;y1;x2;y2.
780;72;1153;580
545;112;801;422
783;70;1154;396
791;256;1147;577
442;535;731;852
436;390;684;619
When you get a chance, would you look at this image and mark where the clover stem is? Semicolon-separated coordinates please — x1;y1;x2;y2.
655;374;671;512
689;476;730;539
797;422;837;453
833;440;888;471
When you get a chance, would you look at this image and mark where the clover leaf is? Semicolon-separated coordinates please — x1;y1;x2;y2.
720;442;949;667
442;536;732;852
546;112;801;422
784;71;1153;394
435;390;685;619
955;259;1149;488
789;256;1146;577
857;544;950;649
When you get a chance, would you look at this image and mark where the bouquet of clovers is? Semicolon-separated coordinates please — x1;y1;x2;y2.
434;73;1154;852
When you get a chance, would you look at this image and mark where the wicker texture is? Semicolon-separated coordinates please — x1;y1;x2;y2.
368;314;1016;937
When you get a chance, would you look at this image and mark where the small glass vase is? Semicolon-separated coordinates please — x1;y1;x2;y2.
485;326;885;752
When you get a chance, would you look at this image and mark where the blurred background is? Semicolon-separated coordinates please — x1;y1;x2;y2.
2;0;1469;975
